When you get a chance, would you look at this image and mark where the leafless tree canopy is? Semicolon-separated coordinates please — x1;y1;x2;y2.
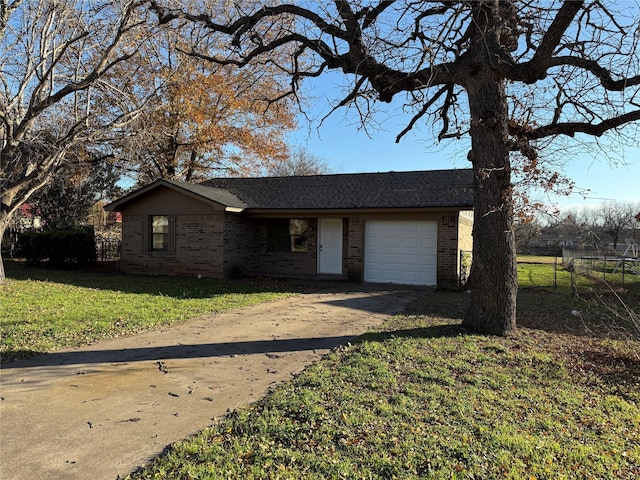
151;1;640;146
266;147;333;176
0;0;158;280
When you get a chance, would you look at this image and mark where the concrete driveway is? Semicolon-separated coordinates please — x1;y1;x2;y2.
0;284;421;480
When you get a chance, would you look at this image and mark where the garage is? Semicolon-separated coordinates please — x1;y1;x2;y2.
364;220;437;285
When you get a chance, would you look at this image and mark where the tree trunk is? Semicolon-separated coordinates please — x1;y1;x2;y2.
463;66;518;336
0;211;10;283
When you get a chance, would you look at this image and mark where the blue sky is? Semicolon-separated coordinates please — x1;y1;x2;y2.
288;75;639;211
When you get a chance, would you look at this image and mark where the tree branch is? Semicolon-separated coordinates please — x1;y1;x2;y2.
514;109;640;139
359;0;394;29
529;1;584;67
395;85;449;143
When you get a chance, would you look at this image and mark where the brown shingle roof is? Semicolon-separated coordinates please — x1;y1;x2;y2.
201;169;473;210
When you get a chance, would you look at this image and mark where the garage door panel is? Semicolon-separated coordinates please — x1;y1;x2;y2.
402;237;418;248
400;254;417;265
384;253;400;263
364;221;437;286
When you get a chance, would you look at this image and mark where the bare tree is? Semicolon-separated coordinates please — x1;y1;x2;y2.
0;0;161;281
600;201;639;251
266;147;333;176
150;1;640;335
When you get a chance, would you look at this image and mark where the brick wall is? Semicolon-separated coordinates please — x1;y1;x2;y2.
223;215;259;276
119;209;473;287
346;217;364;281
255;219;318;276
437;214;461;289
120;214;145;273
119;213;225;277
458;210;474;252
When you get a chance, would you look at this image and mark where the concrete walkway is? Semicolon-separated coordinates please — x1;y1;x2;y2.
0;284;421;480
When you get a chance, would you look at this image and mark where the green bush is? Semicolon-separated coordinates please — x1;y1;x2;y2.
19;227;97;267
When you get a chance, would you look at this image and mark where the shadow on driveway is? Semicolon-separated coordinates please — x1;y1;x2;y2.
2;335;358;369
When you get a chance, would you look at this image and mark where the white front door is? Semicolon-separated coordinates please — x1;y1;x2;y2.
318;218;343;274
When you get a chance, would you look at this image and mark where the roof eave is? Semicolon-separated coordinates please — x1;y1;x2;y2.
104;179;245;212
240;205;474;217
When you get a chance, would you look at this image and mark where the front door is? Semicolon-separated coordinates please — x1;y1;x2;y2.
318;218;343;274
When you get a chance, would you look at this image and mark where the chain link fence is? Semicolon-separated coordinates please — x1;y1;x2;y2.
517;255;562;292
460;247;640;295
564;249;640;288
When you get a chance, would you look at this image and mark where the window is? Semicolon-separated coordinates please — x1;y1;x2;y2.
150;215;169;251
289;219;309;252
266;219;310;252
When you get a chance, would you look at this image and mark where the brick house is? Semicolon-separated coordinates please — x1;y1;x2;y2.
105;169;474;288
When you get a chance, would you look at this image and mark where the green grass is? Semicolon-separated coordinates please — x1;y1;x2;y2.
3;261;639;478
0;261;300;361
127;292;640;480
517;255;562;264
517;257;640;295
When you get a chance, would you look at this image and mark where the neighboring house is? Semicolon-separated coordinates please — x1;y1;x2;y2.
17;204;43;230
105;169;474;287
538;232;583;248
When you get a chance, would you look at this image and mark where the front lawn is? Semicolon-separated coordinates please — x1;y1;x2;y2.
0;261;300;361
3;261;638;478
128;291;640;479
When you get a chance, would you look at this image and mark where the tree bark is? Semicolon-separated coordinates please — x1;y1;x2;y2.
0;212;10;283
462;65;518;336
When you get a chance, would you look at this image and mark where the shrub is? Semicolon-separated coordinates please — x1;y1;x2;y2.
19;226;97;268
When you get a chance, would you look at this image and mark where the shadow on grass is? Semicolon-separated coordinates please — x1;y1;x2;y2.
360;323;467;343
3;260;306;298
518;290;640;340
1;349;48;363
578;349;640;399
383;288;639;341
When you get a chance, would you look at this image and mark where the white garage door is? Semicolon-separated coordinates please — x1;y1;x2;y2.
364;221;437;286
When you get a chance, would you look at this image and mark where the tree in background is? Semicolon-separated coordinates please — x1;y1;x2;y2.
27;159;122;231
528;201;640;252
0;0;300;281
0;0;156;281
151;0;640;335
600;202;639;251
115;24;298;183
266;147;333;176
